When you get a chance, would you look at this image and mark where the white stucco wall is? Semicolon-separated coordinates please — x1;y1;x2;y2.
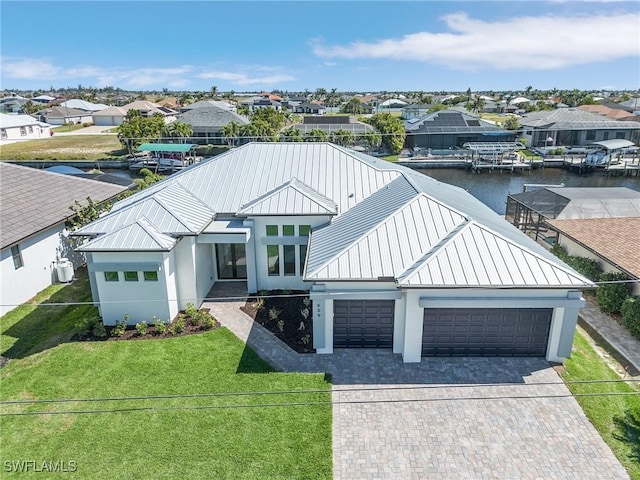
0;227;63;317
1;124;51;141
195;243;215;303
89;251;171;325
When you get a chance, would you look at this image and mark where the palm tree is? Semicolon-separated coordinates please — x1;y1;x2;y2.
281;128;303;142
221;121;240;147
210;85;219;99
472;96;485;114
305;128;329;143
165;121;193;143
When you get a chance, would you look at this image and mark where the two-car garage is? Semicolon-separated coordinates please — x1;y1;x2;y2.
333;300;552;357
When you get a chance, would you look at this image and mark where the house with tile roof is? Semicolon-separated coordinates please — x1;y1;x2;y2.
72;142;592;363
0;163;125;316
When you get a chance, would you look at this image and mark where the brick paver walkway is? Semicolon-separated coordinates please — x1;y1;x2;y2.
204;287;629;479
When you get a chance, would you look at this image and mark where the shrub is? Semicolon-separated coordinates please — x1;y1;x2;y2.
135;321;148;336
111;315;129;337
184;303;198;319
621;297;640;338
92;322;107;339
169;317;186;335
202;315;216;330
596;272;631;314
277;319;285;333
76;316;100;337
154;317;167;334
256;297;265;309
269;307;281;321
551;245;602;281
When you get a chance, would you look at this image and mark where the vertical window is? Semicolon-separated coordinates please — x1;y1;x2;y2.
124;271;139;281
0;129;6;139
603;131;609;141
266;225;278;236
20;127;26;136
28;126;33;133
298;225;310;236
143;271;158;281
299;245;308;275
267;245;280;275
11;245;23;269
104;271;119;282
283;245;296;275
586;130;595;141
282;225;295;236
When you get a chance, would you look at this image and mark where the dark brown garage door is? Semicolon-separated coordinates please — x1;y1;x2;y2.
334;300;394;348
422;308;552;356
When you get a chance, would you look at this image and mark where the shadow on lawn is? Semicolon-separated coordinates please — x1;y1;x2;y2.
1;269;96;360
236;343;277;374
614;409;640;463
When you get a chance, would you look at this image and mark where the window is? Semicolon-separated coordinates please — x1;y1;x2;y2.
282;225;295;236
298;225;310;236
283;245;296;275
586;130;596;141
267;245;280;275
266;225;278;236
1;129;7;139
143;271;158;281
124;271;139;281
11;245;23;269
104;271;119;282
603;131;609;141
299;245;307;275
20;127;26;136
616;132;625;139
28;126;33;133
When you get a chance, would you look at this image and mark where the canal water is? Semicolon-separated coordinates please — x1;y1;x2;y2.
416;168;639;214
105;166;638;216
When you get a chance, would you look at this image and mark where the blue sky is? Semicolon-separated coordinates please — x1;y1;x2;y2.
2;1;639;92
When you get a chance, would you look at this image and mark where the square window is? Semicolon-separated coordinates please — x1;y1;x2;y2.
282;225;295;236
124;271;139;281
104;271;119;282
266;225;278;236
143;271;158;281
267;245;280;276
11;245;23;269
298;225;310;236
283;245;296;275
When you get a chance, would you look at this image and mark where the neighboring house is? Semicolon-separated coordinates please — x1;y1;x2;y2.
173;106;249;145
31;95;56;104
41;106;94;125
287;115;374;135
519;108;640;148
402;104;431;120
179;100;235;113
404;109;514;150
0;97;28;113
60;99;109;112
579;104;640;122
292;103;326;115
241;97;283;112
547;217;640;295
0;163;125;316
92;101;177;126
73;142;591;363
0;113;52;141
505;186;640;242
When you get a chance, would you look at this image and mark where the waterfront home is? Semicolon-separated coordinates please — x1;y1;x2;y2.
0;113;52;141
172;106;249;145
73;142;590;363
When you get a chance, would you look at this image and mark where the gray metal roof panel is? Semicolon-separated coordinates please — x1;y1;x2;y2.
0;163;125;249
238;178;337;215
78;218;176;251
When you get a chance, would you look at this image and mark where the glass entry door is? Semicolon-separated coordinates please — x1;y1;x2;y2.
216;244;247;279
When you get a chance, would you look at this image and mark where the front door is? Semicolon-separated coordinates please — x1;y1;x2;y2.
216;243;247;279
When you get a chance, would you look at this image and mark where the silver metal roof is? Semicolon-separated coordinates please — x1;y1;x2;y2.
78;218;177;251
590;139;635;150
521;108;640;130
238;178;337;216
76;142;593;288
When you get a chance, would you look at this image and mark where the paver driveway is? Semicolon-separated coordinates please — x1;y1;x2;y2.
205;294;629;480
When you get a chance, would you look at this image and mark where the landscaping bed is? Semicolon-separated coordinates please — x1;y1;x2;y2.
241;290;314;353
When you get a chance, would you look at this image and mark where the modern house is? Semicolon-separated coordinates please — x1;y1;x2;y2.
92;101;177;126
519;108;640;148
73;143;591;363
404;109;514;150
0;113;52;141
173;106;249;145
292;103;326;115
287;115;374;135
0;163;125;316
59;99;109;112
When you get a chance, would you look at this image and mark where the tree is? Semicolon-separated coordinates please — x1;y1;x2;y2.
21;100;41;115
502;116;519;131
305;128;329;142
67;197;112;231
210;85;219;99
341;97;364;114
359;131;382;153
366;113;406;155
428;103;448;113
221;121;241;146
472;96;485;114
330;129;355;147
117;110;166;154
164;121;193;143
281;128;303;142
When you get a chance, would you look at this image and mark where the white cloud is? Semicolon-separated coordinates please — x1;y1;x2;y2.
198;70;296;85
324;61;337;67
312;12;640;70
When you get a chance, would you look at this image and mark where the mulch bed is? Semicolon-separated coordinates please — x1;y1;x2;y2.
241;290;314;353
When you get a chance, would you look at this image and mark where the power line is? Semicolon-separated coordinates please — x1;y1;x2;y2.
1;378;638;406
2;391;637;417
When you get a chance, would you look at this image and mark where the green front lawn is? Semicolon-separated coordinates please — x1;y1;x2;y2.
0;135;125;161
1;278;331;479
561;331;640;479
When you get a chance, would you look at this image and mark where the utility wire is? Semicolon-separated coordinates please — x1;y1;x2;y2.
2;391;638;417
1;378;638;406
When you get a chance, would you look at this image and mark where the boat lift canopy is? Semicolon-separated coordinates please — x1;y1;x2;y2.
463;142;525;154
137;143;196;153
589;139;635;152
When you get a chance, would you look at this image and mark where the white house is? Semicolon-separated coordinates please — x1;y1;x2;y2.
0;163;125;316
0;113;52;141
73;143;592;363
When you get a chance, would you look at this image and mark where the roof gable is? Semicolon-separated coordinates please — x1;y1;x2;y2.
238;178;337;216
78;218;176;251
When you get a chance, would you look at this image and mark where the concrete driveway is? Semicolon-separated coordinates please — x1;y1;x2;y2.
327;354;628;480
